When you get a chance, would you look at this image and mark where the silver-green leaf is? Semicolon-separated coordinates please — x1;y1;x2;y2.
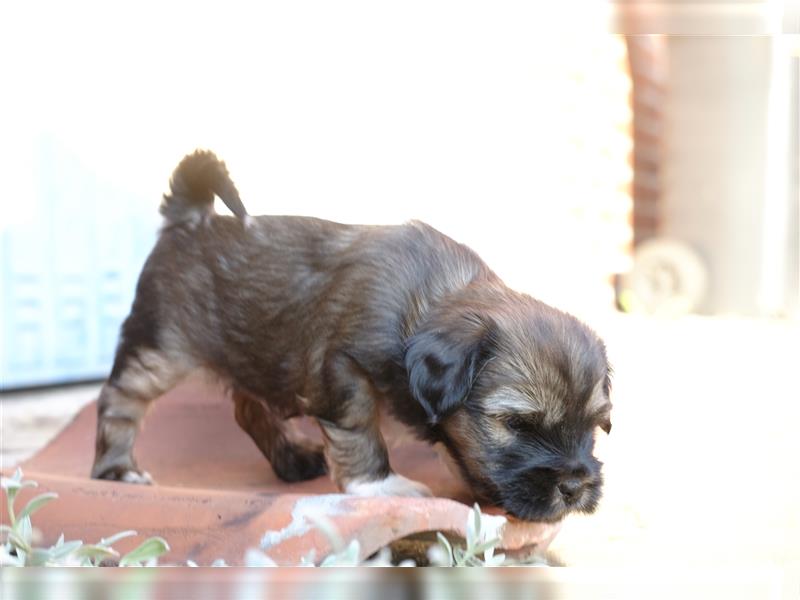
119;537;170;567
99;530;137;547
16;492;58;523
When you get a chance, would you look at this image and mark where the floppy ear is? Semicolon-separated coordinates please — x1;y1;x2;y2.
599;411;612;435
404;314;492;425
586;371;613;434
600;371;612;434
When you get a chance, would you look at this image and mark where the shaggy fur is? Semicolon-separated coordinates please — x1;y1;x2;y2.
91;150;613;522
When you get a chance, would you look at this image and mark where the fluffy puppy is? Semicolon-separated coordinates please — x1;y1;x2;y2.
92;150;612;522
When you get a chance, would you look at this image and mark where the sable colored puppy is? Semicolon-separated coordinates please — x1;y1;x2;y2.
92;151;612;522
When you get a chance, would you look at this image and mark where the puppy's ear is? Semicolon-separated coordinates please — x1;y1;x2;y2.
404;313;493;425
600;371;612;434
587;371;613;434
599;412;612;434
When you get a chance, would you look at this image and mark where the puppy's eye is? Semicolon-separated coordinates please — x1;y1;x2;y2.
502;415;530;432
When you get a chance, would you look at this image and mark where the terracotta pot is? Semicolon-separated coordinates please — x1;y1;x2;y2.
8;376;560;565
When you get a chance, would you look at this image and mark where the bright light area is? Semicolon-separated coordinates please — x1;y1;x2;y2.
1;1;631;313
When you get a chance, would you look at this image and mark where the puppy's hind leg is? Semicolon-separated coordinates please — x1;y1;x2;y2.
233;389;327;483
91;346;192;483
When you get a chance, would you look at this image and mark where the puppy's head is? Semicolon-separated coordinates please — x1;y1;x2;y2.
405;289;612;522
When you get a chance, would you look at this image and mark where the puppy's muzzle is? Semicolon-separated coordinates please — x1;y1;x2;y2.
557;475;589;506
500;457;602;522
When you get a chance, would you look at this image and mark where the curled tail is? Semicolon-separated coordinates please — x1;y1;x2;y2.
160;150;249;224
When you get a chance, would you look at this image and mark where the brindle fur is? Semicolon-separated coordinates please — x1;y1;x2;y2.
92;150;612;522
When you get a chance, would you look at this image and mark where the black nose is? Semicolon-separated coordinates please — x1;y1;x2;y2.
558;478;585;504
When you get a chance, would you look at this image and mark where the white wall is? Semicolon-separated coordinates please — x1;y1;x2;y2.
1;2;638;385
661;35;798;316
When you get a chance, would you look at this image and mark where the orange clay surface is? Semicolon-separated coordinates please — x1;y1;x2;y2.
8;375;560;565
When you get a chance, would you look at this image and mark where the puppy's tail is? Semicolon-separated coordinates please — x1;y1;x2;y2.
160;150;249;224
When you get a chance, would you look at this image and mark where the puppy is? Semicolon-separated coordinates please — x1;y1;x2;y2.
92;150;612;522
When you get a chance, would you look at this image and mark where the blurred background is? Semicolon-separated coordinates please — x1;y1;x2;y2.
1;0;799;579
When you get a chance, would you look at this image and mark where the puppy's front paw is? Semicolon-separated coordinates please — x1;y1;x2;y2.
345;474;433;498
95;467;154;485
121;470;154;485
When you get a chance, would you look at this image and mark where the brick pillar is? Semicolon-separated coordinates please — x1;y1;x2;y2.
626;35;666;247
